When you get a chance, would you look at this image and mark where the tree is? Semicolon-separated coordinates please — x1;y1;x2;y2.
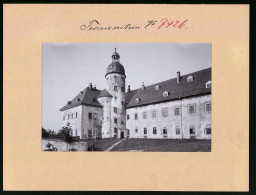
57;126;73;142
42;127;50;138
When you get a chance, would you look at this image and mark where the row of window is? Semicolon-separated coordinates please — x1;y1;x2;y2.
63;112;78;120
153;81;211;91
127;102;211;120
133;125;211;135
87;129;98;138
88;112;97;119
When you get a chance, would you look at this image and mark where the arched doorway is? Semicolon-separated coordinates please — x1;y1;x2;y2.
120;131;124;139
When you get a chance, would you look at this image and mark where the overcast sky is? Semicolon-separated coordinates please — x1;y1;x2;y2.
42;43;211;131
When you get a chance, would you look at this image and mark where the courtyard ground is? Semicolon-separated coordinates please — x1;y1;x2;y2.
87;138;121;151
110;138;211;152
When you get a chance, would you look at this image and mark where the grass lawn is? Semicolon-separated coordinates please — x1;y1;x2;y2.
87;138;121;151
111;139;211;152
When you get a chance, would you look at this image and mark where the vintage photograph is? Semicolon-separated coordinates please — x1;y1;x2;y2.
42;43;211;152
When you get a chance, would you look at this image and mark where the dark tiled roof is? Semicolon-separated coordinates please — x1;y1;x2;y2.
106;61;125;77
125;68;211;108
97;89;113;98
60;68;211;111
59;87;102;111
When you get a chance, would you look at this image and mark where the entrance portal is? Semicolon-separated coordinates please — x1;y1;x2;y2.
121;131;124;139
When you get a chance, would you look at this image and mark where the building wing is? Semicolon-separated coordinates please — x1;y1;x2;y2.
125;68;211;108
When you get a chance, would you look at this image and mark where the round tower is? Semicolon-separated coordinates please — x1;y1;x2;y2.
97;92;112;138
105;48;127;138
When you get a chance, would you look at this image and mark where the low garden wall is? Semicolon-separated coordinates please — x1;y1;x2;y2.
42;139;88;151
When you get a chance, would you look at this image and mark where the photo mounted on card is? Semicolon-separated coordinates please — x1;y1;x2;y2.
42;43;211;152
3;4;249;191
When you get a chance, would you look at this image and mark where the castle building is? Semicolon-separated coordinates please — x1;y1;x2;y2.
60;49;211;139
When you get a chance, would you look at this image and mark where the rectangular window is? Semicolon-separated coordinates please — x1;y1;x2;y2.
205;128;211;135
144;128;147;134
114;118;117;123
162;108;168;117
114;86;118;91
71;113;73;119
153;127;157;134
88;113;92;119
188;104;196;114
88;130;92;138
135;128;138;133
205;102;211;112
93;113;97;119
204;125;211;135
114;128;118;133
152;111;156;118
174;107;180;115
176;125;180;135
114;107;117;113
143;112;147;119
127;130;130;135
68;114;70;120
135;113;138;120
63;115;65;121
76;112;78;118
163;127;167;134
189;125;195;135
127;114;130;120
121;87;125;92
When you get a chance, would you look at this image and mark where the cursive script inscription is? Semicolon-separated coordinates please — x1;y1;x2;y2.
80;19;189;31
80;20;140;31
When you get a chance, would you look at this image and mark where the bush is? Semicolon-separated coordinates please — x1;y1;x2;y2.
56;126;73;143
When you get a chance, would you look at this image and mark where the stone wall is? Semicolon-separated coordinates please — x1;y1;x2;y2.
126;94;211;139
41;139;88;151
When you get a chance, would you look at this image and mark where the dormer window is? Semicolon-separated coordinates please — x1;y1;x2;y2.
163;91;169;97
80;91;83;94
77;98;80;102
187;76;194;82
206;81;211;88
135;98;140;103
67;101;71;105
155;85;160;90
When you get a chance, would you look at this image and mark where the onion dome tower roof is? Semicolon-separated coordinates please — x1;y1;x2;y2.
105;48;126;77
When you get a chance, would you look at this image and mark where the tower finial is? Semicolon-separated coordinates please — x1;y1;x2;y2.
115;47;117;52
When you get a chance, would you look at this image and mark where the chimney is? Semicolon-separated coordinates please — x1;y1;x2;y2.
89;82;92;89
177;72;181;84
142;82;145;90
94;85;96;90
128;85;131;92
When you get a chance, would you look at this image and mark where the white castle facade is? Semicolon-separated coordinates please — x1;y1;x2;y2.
60;49;211;139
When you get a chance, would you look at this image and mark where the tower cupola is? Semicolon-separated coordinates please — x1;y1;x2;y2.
106;48;126;77
112;48;120;62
